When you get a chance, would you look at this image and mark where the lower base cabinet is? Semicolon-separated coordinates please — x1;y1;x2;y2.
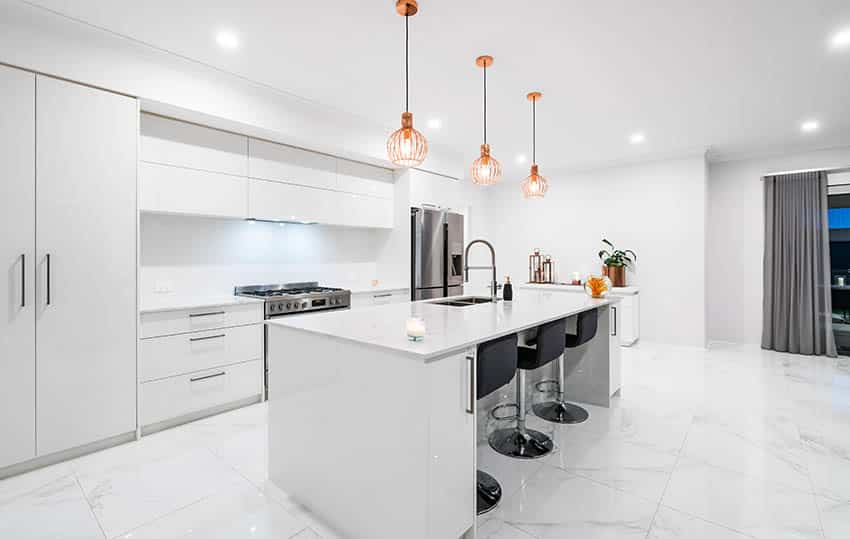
140;360;262;428
139;302;264;432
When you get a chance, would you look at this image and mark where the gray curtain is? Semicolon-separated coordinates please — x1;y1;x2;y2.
762;171;836;357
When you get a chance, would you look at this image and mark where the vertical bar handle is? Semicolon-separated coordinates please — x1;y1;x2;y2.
45;253;51;306
611;306;617;336
20;254;26;307
466;355;475;415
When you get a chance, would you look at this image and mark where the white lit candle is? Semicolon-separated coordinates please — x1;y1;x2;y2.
406;317;426;341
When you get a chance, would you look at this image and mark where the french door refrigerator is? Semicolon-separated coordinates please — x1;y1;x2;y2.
411;207;464;300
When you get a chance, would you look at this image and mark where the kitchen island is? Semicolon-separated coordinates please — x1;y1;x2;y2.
266;289;619;539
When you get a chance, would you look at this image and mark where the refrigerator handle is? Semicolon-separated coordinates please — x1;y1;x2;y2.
410;208;421;301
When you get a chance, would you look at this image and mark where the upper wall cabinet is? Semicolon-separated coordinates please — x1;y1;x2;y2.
337;159;394;199
248;139;337;191
140;113;248;176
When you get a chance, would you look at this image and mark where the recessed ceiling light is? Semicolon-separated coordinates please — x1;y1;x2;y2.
515;154;527;164
801;120;820;133
629;132;646;144
831;28;850;49
216;30;239;50
426;118;442;129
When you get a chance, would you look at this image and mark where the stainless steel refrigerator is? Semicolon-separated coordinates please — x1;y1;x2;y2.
411;206;464;300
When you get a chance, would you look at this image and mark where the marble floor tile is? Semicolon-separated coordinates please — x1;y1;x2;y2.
477;443;552;501
816;496;850;539
647;506;757;539
0;460;74;505
502;464;657;539
115;482;306;539
547;425;677;503
681;415;811;492
476;511;537;539
804;444;850;502
76;446;252;538
0;475;104;539
662;457;823;539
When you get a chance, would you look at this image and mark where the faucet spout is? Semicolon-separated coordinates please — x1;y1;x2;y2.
463;239;498;301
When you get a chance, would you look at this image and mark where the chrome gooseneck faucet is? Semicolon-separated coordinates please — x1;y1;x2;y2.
464;239;498;301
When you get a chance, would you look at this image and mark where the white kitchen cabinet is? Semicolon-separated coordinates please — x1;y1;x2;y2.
248;178;338;224
610;305;623;397
139;161;249;219
0;65;36;469
139;302;264;432
249;138;338;190
35;76;138;456
426;351;475;538
338;192;394;229
350;288;409;308
408;168;463;210
140;113;248;176
336;159;394;199
140;360;263;428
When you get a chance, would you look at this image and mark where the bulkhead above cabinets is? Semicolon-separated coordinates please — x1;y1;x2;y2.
138;113;395;228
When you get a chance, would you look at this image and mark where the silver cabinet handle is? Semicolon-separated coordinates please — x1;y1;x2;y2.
20;254;25;307
189;333;225;342
188;311;225;318
373;293;393;298
466;355;475;415
190;371;226;382
611;306;617;336
45;253;51;306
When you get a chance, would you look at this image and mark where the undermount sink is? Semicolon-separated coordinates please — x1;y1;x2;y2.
431;296;496;307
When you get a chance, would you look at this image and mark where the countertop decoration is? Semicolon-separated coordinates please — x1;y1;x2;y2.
584;275;612;298
406;317;426;341
598;238;636;287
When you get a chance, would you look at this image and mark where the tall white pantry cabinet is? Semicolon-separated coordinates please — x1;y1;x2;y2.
0;65;138;471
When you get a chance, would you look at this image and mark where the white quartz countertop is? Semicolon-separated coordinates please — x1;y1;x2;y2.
267;289;618;360
348;285;409;295
520;282;640;296
140;295;264;314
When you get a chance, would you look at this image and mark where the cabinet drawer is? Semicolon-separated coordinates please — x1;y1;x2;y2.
140;303;263;339
139;324;262;382
140;360;262;427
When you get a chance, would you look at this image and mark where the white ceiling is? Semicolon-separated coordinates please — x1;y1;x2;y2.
22;0;850;173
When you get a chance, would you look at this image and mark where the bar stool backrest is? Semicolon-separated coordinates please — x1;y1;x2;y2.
476;333;518;399
566;309;598;348
535;317;568;366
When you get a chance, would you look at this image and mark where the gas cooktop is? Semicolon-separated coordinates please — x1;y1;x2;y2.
234;282;351;317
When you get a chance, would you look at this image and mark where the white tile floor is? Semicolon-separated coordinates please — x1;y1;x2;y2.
1;342;848;538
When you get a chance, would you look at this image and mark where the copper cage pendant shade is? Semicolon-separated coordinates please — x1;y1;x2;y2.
471;55;502;185
521;91;548;198
387;0;428;168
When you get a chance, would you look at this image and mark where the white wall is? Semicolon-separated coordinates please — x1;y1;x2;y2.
707;146;850;344
482;155;708;347
140;213;392;305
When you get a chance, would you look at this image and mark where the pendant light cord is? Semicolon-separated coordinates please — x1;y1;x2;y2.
405;14;409;112
532;98;536;164
483;63;487;144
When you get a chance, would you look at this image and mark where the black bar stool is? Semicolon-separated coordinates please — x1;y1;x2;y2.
488;318;566;459
533;309;597;424
476;332;518;515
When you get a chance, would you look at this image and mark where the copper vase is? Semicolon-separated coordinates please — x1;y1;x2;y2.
603;265;626;287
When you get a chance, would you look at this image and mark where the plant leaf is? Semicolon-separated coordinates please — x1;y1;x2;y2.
602;239;614;248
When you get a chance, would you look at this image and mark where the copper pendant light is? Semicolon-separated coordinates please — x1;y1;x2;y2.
386;0;428;168
471;55;502;185
521;91;548;198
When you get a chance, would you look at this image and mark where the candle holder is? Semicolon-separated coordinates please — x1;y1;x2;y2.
406;317;426;342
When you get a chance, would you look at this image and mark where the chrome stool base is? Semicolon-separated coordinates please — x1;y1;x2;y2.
533;400;589;424
488;427;553;460
476;470;502;515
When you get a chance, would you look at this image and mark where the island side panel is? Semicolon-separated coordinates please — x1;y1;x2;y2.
559;304;616;408
267;324;431;539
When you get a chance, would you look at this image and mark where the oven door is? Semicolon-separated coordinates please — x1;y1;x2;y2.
263;305;350;400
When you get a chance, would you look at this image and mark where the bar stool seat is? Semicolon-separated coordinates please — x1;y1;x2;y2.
476;332;518;515
488;317;567;460
532;309;597;424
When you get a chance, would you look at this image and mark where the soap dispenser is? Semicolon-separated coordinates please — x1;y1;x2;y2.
503;276;513;301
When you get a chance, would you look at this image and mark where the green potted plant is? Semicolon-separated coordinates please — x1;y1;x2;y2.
598;239;636;287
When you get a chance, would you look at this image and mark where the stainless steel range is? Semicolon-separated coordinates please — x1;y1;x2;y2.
234;282;351;399
235;282;351;317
